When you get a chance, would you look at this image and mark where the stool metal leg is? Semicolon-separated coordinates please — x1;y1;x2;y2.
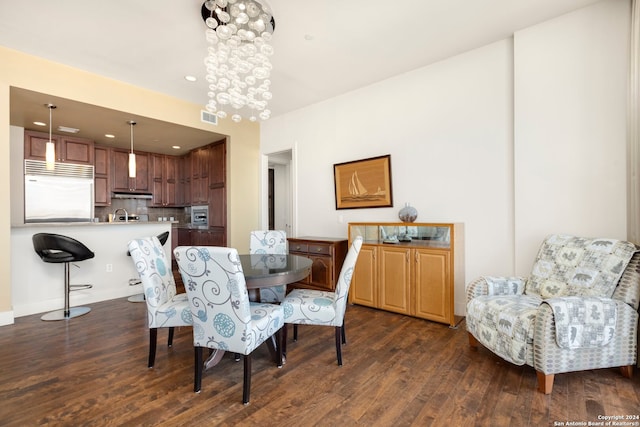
41;262;91;321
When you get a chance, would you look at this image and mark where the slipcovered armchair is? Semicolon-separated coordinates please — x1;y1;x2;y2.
466;234;640;394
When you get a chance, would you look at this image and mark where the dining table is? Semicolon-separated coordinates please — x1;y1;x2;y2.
203;253;312;369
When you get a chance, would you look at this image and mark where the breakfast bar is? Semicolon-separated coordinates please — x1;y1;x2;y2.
10;221;173;318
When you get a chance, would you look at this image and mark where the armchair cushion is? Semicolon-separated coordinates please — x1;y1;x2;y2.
466;294;541;365
485;276;526;296
525;234;636;299
544;297;617;349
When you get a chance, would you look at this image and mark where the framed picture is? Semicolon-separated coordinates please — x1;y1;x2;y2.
333;154;393;210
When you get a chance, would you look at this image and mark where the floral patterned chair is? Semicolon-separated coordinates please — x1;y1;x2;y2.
128;236;192;368
173;245;284;404
249;230;288;303
281;236;363;365
466;234;640;393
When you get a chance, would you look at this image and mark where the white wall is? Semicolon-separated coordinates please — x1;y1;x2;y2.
513;0;630;273
262;40;515;316
261;0;630;317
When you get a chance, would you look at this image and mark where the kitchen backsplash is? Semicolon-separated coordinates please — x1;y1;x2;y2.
94;200;191;224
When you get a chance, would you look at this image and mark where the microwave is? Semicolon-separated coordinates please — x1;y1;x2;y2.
191;205;209;228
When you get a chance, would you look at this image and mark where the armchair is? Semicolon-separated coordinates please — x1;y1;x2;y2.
466;234;639;394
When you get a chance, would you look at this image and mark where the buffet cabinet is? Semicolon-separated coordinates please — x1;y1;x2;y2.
288;237;348;292
348;222;464;327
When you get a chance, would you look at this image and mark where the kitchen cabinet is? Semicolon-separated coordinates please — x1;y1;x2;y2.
151;154;179;207
25;130;94;165
177;227;226;247
191;146;209;204
288;237;348;292
348;222;464;327
178;153;191;206
207;141;226;228
111;148;150;193
94;146;111;206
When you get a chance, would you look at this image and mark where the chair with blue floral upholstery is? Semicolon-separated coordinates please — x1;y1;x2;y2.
173;245;285;404
128;236;192;368
466;234;640;394
281;236;362;366
249;230;288;303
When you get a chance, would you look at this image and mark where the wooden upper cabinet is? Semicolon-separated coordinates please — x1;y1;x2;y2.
151;154;179;207
208;141;225;185
178;153;192;206
111;148;150;193
25;130;94;165
191;146;209;204
94;146;111;206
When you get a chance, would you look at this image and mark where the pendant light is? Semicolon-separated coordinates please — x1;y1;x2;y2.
45;104;57;170
127;120;136;178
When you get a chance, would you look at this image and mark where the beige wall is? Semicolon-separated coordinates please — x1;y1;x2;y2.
0;46;261;317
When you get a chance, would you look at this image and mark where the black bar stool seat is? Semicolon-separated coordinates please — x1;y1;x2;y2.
32;233;95;321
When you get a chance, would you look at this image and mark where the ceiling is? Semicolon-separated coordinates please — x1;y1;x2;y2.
0;0;601;154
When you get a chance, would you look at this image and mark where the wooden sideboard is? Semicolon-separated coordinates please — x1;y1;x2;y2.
287;237;348;292
348;222;464;327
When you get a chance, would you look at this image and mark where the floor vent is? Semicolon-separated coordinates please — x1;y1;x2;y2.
201;110;218;125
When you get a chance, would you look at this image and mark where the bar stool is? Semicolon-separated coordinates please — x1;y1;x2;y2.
32;233;95;321
127;231;170;303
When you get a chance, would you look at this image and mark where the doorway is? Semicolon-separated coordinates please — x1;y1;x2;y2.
264;149;294;236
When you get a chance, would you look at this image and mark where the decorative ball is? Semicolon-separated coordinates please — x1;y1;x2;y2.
398;203;418;223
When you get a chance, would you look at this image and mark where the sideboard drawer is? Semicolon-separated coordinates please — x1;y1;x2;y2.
290;243;308;253
309;244;331;255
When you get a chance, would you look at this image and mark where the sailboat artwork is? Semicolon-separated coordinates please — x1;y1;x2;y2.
345;170;386;202
334;155;393;209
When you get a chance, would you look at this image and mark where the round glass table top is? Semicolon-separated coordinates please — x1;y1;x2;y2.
239;254;312;288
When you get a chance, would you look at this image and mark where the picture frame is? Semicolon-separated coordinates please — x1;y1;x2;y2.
333;154;393;210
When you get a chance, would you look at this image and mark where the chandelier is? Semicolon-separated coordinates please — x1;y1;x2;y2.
201;0;275;123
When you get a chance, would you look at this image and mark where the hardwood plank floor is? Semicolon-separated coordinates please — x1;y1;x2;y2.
0;299;639;426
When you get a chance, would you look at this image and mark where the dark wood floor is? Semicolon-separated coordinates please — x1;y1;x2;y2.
0;299;638;426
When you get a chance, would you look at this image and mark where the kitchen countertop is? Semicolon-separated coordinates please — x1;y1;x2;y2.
11;221;180;228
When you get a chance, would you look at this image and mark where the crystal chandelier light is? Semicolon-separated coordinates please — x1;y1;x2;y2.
201;0;275;123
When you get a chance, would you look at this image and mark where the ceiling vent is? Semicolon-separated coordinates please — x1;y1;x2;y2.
201;110;218;126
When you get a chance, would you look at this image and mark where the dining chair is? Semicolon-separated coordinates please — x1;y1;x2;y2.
127;231;170;303
128;236;192;368
174;245;284;404
249;230;287;303
281;236;363;365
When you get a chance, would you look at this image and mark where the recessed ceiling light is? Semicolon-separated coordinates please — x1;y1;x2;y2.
105;134;115;139
172;145;181;149
57;125;80;134
33;121;46;126
184;75;197;82
304;34;314;41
